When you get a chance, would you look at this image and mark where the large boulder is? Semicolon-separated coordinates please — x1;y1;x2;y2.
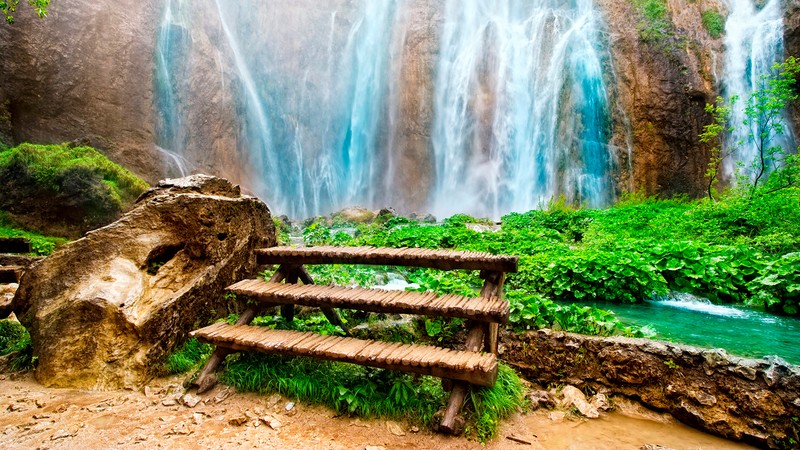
10;175;276;389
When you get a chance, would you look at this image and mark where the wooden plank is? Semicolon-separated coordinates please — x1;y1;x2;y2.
0;266;23;284
190;266;289;394
192;323;497;387
226;279;509;324
256;246;518;273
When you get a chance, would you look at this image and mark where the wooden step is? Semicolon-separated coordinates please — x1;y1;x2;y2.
228;279;509;323
191;323;498;386
256;246;518;273
0;266;23;284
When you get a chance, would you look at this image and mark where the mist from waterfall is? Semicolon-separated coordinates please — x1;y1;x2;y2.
721;0;789;179
154;0;191;177
431;0;615;218
154;1;619;219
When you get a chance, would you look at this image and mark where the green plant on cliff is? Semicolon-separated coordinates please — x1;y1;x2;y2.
700;56;800;198
1;0;48;24
633;0;674;45
701;10;725;39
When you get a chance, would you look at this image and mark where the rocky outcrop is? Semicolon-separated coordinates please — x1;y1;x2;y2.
9;175;276;390
598;0;724;197
0;0;162;181
502;329;800;449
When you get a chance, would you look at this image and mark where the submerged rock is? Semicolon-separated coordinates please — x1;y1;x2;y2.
10;175;276;389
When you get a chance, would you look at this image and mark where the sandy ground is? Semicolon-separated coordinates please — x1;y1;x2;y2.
0;372;753;450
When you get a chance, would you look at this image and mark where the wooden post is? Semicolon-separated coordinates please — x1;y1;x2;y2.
481;272;504;354
280;270;299;322
439;323;485;433
439;270;504;433
192;266;288;393
296;266;351;336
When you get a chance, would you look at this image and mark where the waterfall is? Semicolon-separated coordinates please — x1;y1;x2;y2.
721;0;788;179
154;1;618;219
154;0;191;177
430;0;616;218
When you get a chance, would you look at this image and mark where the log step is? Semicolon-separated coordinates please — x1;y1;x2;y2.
191;323;498;387
228;279;509;324
256;246;518;273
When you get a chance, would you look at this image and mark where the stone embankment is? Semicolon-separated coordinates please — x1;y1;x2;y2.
502;329;800;449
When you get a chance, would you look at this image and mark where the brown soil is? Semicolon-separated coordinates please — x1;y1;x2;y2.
0;372;753;450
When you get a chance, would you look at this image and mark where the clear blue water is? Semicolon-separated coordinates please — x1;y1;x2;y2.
576;293;800;365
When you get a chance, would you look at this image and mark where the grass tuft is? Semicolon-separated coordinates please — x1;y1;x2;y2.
162;337;213;375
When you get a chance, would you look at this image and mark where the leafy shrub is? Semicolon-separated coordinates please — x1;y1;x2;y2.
701;10;725;38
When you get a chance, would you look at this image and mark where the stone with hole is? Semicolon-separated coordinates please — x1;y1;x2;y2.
10;175;275;389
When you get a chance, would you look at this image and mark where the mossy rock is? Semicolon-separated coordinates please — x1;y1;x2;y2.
0;142;150;237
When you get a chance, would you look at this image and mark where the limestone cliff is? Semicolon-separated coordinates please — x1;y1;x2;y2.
0;0;161;181
598;0;725;197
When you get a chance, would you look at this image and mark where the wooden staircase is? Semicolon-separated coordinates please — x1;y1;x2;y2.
189;245;518;433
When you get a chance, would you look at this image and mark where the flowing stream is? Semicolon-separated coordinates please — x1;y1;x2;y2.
577;292;800;365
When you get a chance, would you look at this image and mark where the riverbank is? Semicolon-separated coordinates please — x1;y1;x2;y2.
0;372;751;449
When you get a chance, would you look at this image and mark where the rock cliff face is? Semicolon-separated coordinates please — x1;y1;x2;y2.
0;1;796;208
599;0;724;197
0;0;162;181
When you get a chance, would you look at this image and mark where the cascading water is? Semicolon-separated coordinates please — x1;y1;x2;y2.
431;0;616;218
154;1;619;219
154;0;191;177
721;0;789;179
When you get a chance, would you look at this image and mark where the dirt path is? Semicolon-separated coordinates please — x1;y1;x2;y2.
0;373;752;450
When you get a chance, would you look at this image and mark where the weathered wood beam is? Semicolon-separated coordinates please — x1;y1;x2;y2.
256;246;519;273
191;266;288;393
296;266;351;337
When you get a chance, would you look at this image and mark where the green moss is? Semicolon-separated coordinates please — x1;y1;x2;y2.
0;142;149;234
0;223;67;255
633;0;671;42
0;143;148;205
701;10;725;39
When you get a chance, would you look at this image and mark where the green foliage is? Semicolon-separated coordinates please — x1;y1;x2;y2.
702;57;800;197
1;0;48;24
701;10;725;38
0;224;67;255
0;143;149;232
507;290;655;338
0;319;35;371
273;217;292;245
700;96;735;200
633;0;674;45
221;354;446;426
162;338;213;375
468;364;525;442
